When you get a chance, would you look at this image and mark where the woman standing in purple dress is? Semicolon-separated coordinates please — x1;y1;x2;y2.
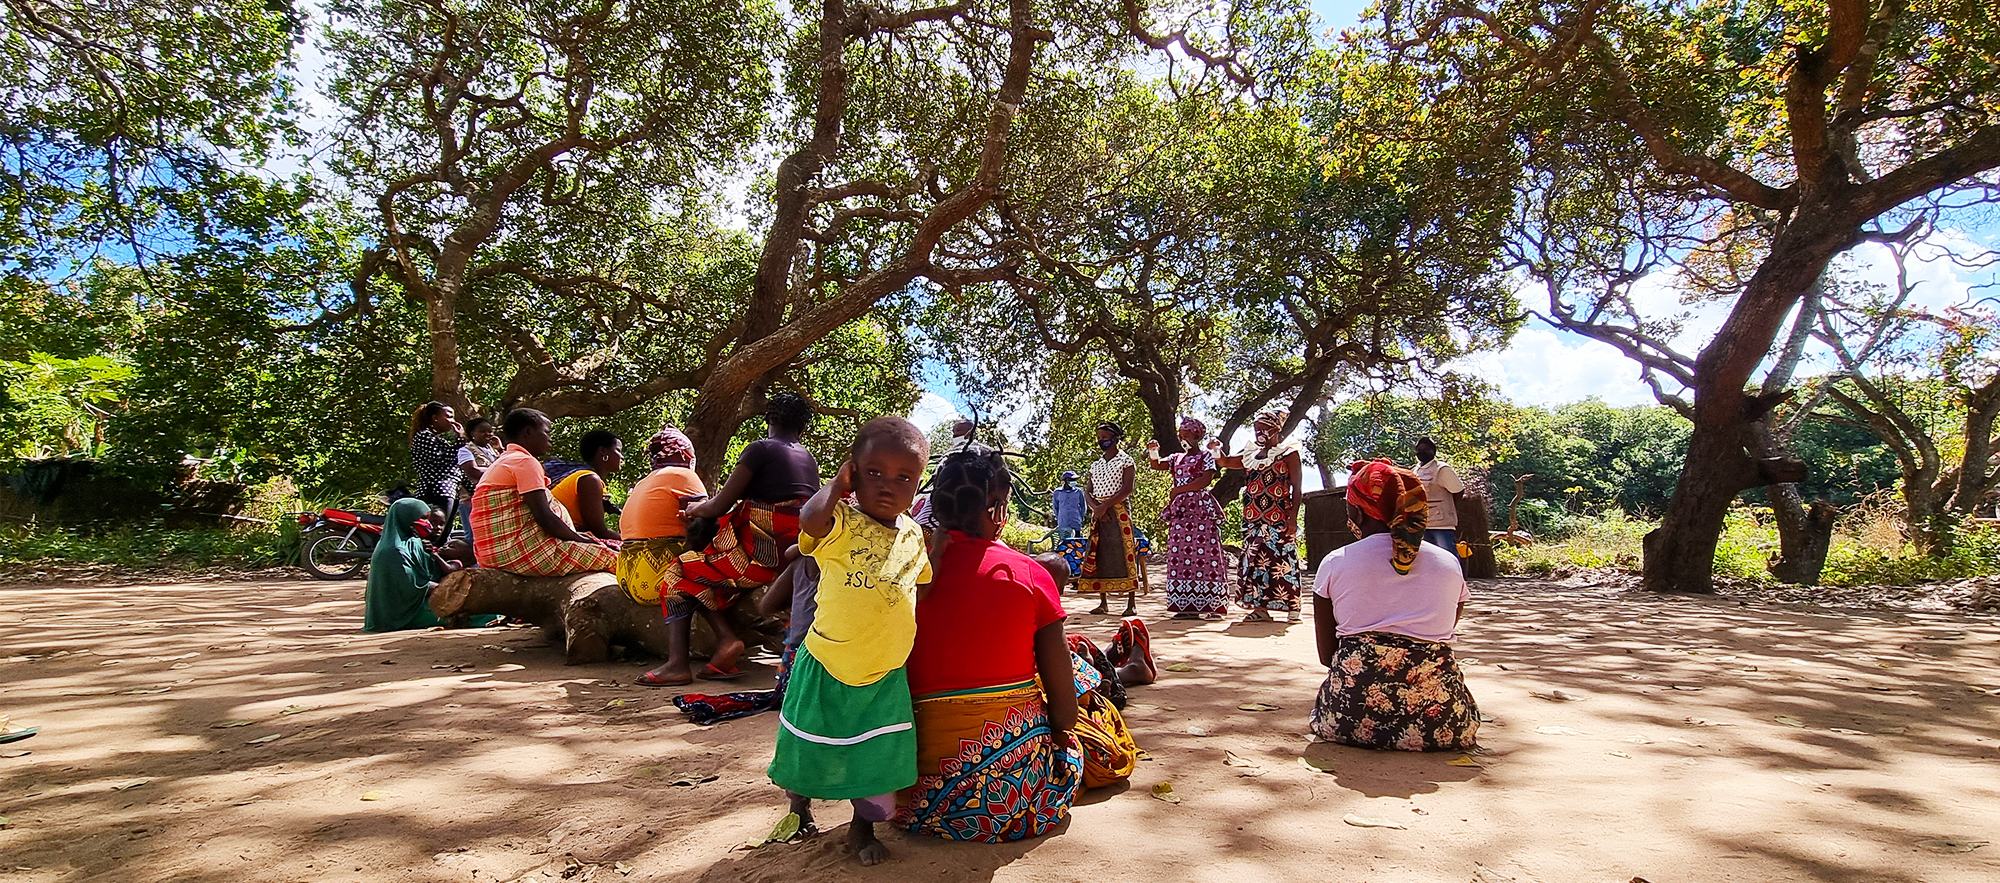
1147;416;1230;620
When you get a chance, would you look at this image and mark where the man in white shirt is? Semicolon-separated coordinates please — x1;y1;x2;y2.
1412;437;1464;554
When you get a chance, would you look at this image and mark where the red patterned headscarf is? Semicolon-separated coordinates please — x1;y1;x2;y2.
1346;459;1430;574
647;427;695;470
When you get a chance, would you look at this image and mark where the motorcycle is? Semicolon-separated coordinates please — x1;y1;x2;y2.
296;505;437;580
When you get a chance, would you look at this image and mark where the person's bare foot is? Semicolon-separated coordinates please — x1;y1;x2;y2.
1088;602;1109;615
789;793;819;838
708;637;747;673
1119;604;1136;616
848;820;889;865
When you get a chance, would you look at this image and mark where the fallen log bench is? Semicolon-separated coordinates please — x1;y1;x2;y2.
427;569;785;665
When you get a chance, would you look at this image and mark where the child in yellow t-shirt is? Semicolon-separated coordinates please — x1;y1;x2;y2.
766;416;932;866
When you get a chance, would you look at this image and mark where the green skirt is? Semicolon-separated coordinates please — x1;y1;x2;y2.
767;645;916;800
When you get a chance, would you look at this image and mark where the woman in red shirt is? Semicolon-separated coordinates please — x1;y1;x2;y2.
899;444;1080;842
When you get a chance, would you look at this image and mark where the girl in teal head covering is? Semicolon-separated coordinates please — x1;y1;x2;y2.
364;497;458;632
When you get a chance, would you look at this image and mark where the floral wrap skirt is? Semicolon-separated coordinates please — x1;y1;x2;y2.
1310;631;1479;752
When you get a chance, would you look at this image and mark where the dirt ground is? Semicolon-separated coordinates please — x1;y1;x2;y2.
3;574;1998;883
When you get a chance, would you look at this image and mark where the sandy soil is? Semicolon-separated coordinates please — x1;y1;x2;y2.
2;575;1997;883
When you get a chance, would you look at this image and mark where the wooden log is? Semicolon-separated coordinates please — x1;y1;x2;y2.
1456;491;1498;579
428;569;785;665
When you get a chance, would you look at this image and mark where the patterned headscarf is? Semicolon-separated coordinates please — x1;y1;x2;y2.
647;427;695;469
1097;420;1125;439
1346;459;1429;575
1178;415;1207;438
1253;408;1288;431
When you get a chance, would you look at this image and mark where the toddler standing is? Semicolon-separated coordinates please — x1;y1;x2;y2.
766;417;932;865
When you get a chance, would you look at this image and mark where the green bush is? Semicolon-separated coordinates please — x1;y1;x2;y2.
1821;518;2000;586
0;522;293;569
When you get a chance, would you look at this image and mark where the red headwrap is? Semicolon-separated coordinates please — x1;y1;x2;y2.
1346;459;1430;574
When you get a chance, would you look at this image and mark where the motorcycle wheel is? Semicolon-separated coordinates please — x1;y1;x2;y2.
301;529;369;581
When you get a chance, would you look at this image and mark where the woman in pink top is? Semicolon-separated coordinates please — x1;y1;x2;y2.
1309;459;1479;751
468;409;617;576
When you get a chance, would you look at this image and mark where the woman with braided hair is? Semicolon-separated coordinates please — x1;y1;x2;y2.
899;442;1082;842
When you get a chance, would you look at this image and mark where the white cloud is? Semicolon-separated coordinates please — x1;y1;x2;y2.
1453;326;1661;407
905;391;961;433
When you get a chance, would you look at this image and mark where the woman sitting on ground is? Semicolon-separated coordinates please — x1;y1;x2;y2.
546;429;624;542
364;497;466;632
1310;459;1479;752
468;409;618;576
637;392;820;686
615;427;707;606
899;443;1081;842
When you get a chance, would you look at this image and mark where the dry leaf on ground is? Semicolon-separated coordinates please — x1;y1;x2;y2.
1342;813;1406;829
1150;782;1181;804
1534;726;1584;736
1238;702;1281;712
210;719;257;729
1530;690;1580;702
1774;716;1806;727
359;791;385;801
1298;756;1335;774
1446;755;1484;767
1163;663;1194;672
1915;838;1987;853
246;734;283;745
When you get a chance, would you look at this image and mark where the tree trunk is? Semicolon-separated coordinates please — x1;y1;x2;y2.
428;569;785;665
1456;491;1497;579
1642;221;1851;593
1767;488;1837;585
1136;379;1182;455
424;269;475;417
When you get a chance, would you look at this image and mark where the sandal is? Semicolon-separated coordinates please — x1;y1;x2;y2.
698;663;747;681
1119;617;1156;682
635;671;693;688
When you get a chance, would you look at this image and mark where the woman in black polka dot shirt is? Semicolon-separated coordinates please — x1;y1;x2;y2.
409;401;467;510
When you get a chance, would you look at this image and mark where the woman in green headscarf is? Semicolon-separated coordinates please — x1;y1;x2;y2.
364;496;461;632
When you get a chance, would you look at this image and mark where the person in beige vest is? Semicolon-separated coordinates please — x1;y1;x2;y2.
1412;437;1464;553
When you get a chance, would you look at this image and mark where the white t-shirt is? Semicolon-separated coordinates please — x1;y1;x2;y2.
1413;459;1464;528
1313;533;1470;644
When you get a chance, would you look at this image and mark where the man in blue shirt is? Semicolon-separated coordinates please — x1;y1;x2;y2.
1051;470;1086;538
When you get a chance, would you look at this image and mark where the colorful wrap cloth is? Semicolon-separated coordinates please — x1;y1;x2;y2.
1345;459;1430;575
899;680;1082;842
1076;500;1139;595
1238;454;1301;612
616;535;687;605
1163;448;1229;614
1051;532;1149;577
468;484;617;576
1310;631;1480;752
767;644;916;801
672;689;780;726
665;499;803;615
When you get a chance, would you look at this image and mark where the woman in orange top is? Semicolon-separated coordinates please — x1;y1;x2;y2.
547;430;624;542
615;428;707;606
